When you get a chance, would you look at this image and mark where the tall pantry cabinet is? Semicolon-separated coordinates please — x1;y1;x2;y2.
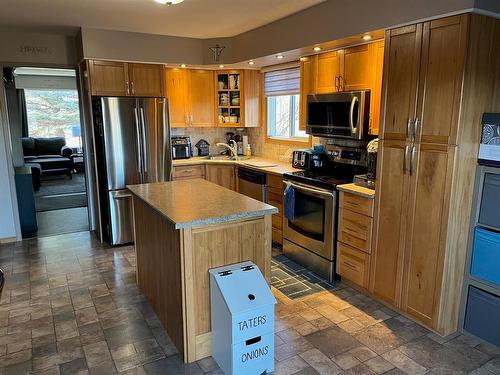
372;14;500;335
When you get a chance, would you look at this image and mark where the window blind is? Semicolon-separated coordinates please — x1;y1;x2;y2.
264;67;300;96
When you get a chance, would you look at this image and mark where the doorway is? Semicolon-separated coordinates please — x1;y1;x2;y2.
4;66;89;238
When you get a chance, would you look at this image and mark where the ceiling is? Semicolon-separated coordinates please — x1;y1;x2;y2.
0;0;325;38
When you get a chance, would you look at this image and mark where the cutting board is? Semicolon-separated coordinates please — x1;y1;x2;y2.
242;161;278;168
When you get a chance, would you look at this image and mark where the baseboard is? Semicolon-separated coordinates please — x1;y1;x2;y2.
0;236;16;244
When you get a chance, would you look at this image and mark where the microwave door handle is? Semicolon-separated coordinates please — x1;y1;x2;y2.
349;96;359;135
134;107;143;182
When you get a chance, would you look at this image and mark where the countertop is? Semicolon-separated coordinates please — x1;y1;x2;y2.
127;180;278;229
337;183;376;199
172;156;300;176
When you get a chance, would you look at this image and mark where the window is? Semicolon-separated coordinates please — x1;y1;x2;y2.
264;67;308;141
25;89;82;148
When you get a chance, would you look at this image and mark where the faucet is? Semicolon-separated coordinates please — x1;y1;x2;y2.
216;140;238;159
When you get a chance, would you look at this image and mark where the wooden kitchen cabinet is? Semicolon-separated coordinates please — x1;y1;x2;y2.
88;60;129;96
205;164;235;190
337;191;375;290
267;173;284;245
315;50;342;93
188;70;215;127
89;60;163;97
342;44;371;91
299;56;316;131
165;68;216;128
369;40;385;135
172;164;205;180
373;14;500;335
165;68;188;128
379;24;422;141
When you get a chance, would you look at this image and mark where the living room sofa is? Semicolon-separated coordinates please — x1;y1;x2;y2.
22;137;73;178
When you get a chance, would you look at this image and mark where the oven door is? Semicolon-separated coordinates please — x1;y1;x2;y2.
283;181;336;260
306;91;366;139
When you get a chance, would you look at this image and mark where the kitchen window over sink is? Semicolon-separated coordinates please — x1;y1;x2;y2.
264;66;308;141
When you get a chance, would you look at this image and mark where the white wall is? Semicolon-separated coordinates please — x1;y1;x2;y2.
0;69;20;240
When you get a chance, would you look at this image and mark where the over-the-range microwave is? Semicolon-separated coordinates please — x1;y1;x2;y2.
306;90;370;140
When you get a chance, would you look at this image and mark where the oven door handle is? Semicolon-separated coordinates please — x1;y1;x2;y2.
285;181;334;199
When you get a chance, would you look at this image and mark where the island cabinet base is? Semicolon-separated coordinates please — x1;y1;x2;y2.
132;197;272;363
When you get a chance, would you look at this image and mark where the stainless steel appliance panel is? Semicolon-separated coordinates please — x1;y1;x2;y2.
108;190;134;245
101;97;142;190
283;181;337;260
283;239;335;282
237;168;267;202
137;98;172;183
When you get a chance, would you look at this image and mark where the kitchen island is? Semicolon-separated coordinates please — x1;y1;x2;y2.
127;180;277;363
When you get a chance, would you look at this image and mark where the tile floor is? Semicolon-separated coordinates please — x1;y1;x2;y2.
0;231;499;375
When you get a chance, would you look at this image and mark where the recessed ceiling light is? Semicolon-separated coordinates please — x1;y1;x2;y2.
362;34;372;41
313;46;322;52
248;61;255;65
180;64;186;68
219;64;225;68
276;54;284;59
154;0;184;4
299;57;308;62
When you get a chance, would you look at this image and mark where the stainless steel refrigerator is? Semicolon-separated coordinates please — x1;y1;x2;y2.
93;97;171;245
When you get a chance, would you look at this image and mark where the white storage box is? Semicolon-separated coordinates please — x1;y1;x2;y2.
209;261;276;375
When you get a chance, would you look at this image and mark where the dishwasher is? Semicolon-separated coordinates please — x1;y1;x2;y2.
237;167;267;202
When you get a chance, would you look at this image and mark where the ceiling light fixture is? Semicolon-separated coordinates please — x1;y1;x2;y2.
362;34;372;41
219;64;225;68
299;57;308;62
154;0;185;5
248;60;255;65
276;54;284;59
313;46;322;52
180;64;186;68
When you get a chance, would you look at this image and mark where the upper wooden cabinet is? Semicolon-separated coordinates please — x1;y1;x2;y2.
416;16;468;145
373;14;500;335
309;41;385;135
315;50;343;93
379;25;422;141
88;60;164;97
165;68;215;128
299;56;316;131
88;60;129;96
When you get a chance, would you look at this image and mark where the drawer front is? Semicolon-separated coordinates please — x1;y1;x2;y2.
267;174;283;191
271;213;282;231
337;242;370;288
338;208;373;253
173;165;205;179
340;192;374;217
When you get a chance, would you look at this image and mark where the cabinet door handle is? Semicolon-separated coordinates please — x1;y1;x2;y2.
406;118;413;139
414;117;420;141
131;81;135;95
339;75;344;91
126;81;130;96
403;145;409;174
410;145;416;176
335;75;339;91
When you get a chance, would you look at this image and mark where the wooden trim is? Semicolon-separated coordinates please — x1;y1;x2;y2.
181;226;196;363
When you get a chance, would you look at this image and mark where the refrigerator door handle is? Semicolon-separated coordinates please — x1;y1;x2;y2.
133;107;143;183
158;99;172;181
139;107;148;174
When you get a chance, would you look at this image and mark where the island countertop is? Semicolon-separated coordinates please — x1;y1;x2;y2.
127;179;278;229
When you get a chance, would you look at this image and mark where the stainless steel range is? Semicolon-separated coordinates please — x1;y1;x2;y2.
283;142;367;282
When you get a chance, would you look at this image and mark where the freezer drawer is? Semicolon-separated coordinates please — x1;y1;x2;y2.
109;190;134;245
471;227;500;286
464;286;500;346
